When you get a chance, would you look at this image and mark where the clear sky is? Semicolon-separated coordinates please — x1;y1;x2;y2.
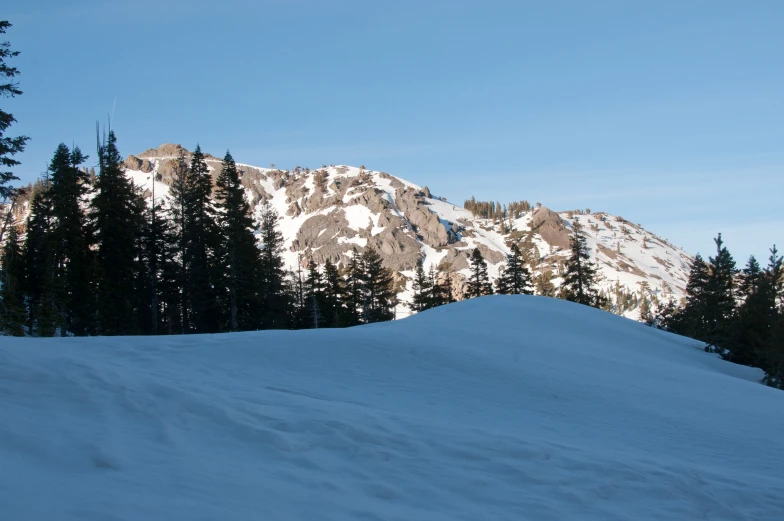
4;0;783;262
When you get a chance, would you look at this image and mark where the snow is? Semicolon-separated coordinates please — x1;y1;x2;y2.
337;236;368;248
2;296;783;521
126;169;170;200
343;204;375;232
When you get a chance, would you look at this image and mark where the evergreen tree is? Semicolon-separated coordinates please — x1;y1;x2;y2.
0;21;29;201
427;264;447;309
408;258;432;312
322;258;343;327
258;201;289;329
560;226;603;308
0;224;25;335
534;265;556;297
638;281;653;325
166;151;190;332
341;248;363;327
215;151;263;331
181;145;223;333
22;183;55;335
48;143;95;335
497;244;533;295
360;246;396;323
738;255;762;301
91;131;144;335
467;248;493;298
674;253;711;338
704;233;737;352
302;259;328;328
140;189;179;335
730;247;782;367
762;313;784;390
439;267;456;305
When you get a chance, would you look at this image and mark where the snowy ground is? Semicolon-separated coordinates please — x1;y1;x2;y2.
2;297;783;520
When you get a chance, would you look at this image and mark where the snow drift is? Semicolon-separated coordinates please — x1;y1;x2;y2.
1;296;783;520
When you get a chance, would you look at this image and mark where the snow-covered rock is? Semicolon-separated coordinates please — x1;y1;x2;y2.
3;144;694;320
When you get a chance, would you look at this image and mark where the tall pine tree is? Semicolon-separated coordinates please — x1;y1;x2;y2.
467;248;493;298
258;201;289;329
408;258;432;312
360;246;396;323
0;223;25;335
496;244;533;295
341;248;363;327
560;225;603;308
215;151;263;331
322;258;343;327
48;143;95;335
91;131;145;335
181;145;223;333
22;182;55;335
0;21;29;201
704;233;737;352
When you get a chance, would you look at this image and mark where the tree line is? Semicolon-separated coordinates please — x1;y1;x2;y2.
653;234;784;389
463;197;533;221
0;131;399;336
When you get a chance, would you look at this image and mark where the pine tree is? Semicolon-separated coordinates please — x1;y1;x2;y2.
731;246;782;367
360;246;396;323
560;225;603;308
638;281;653;325
258;201;289;329
440;267;456;305
302;259;328;328
48;143;95;335
181;145;223;333
0;224;25;335
426;264;446;309
322;258;343;327
738;255;762;301
91;131;144;335
534;265;556;297
467;248;493;298
408;258;432;312
22;183;55;335
497;244;533;295
0;21;29;201
673;253;710;339
341;248;363;327
215;151;263;331
140;189;178;335
166;151;190;333
704;233;737;352
762;312;784;390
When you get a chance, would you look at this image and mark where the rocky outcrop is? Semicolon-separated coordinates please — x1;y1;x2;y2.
394;187;449;247
124;155;155;173
531;206;570;250
137;143;192;159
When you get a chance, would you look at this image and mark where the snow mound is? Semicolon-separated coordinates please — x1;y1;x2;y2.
1;297;783;520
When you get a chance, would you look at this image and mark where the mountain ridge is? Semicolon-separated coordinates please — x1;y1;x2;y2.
126;144;694;319
3;143;694;320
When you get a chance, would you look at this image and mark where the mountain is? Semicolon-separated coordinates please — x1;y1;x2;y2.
1;296;781;520
4;143;694;319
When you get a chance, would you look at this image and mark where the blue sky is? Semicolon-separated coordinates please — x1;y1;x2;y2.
5;0;783;262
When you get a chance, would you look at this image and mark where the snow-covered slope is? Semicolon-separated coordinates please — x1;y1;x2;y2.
124;145;695;319
1;296;782;520
4;143;694;320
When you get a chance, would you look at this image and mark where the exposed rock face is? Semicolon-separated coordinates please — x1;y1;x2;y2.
137;143;192;159
531;206;570;249
105;144;695;320
124;155;154;173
